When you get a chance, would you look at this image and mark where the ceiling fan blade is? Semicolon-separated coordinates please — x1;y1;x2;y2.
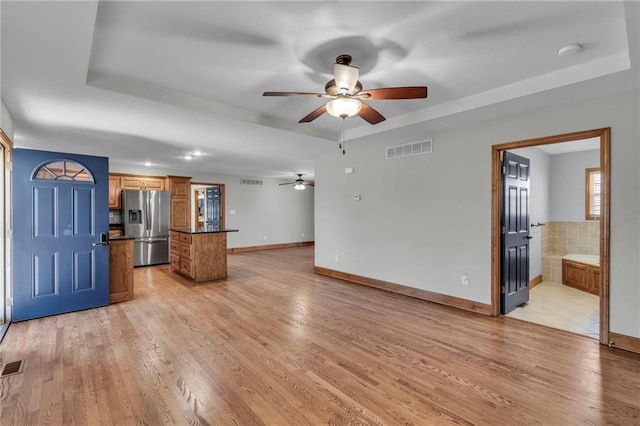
356;86;428;100
358;103;386;125
299;105;327;123
263;92;326;98
303;182;315;187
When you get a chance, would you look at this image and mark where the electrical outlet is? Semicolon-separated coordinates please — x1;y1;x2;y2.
334;254;339;262
263;235;267;240
301;232;305;238
461;274;469;285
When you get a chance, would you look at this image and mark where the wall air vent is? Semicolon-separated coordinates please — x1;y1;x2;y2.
386;139;433;160
240;179;263;186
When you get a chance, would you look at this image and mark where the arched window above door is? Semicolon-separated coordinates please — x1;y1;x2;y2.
32;160;94;182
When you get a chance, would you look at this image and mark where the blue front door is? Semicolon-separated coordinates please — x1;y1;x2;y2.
13;149;109;321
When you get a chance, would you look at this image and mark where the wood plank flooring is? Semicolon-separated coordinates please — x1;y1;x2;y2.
1;246;639;425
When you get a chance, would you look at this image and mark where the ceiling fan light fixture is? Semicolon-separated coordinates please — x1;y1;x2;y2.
334;63;359;94
294;183;306;191
326;98;362;119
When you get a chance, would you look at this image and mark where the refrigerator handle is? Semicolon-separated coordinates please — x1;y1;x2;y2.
146;193;151;231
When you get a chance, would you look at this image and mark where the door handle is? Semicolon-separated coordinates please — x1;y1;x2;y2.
93;232;109;247
524;236;533;240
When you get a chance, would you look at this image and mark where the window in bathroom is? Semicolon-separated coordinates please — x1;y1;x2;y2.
585;167;601;220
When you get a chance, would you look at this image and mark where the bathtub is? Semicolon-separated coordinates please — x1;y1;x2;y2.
562;253;599;267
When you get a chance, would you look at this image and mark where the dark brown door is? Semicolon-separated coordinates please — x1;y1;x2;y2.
501;151;530;314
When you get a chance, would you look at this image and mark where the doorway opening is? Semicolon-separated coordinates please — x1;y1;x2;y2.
191;182;225;229
491;128;610;345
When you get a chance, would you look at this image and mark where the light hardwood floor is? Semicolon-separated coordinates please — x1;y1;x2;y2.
1;246;639;425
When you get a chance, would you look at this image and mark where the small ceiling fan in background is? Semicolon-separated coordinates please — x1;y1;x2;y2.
280;174;314;190
263;54;428;125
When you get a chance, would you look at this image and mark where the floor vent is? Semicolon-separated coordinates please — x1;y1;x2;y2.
1;360;24;377
240;179;263;186
386;139;433;160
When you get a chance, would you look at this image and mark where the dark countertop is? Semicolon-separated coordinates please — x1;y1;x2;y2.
110;235;134;241
171;227;239;234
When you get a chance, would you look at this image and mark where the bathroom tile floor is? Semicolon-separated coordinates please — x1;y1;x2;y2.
506;281;599;339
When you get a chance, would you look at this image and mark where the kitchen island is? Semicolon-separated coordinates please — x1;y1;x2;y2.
170;227;238;282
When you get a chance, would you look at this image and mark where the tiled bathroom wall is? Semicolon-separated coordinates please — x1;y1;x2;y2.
541;221;600;283
542;221;600;255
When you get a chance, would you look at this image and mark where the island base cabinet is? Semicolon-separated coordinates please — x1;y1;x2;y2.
171;231;228;282
109;239;134;303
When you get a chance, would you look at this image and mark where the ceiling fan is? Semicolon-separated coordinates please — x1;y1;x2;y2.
280;174;314;190
263;54;428;125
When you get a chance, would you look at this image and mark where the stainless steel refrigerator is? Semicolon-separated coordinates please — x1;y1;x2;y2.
122;189;171;266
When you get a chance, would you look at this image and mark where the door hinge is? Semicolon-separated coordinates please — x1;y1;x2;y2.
501;286;506;294
501;226;506;234
6;296;12;306
501;164;506;174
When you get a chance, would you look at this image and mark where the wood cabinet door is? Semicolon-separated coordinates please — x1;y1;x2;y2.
144;177;165;191
589;268;601;295
171;197;190;228
121;176;144;190
170;177;191;197
562;260;590;292
109;176;121;208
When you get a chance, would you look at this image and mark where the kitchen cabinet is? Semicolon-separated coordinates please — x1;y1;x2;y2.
120;175;165;191
109;238;134;303
110;173;166;212
167;175;191;197
562;259;600;296
171;197;190;228
171;229;234;282
109;176;121;209
167;176;192;228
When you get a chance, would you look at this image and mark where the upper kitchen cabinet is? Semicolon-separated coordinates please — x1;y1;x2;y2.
167;176;191;197
109;175;121;209
167;176;192;228
120;175;165;191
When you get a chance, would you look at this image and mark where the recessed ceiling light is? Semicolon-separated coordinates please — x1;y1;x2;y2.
183;155;193;160
557;43;582;57
144;161;152;167
192;150;204;156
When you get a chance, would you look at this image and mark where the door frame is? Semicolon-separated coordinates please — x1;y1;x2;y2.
491;128;610;345
0;130;12;331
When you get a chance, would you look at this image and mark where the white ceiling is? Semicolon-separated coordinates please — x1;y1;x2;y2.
1;1;638;178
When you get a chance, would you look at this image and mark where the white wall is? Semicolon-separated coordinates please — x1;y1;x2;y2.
549;149;600;221
512;147;550;280
315;89;640;338
110;165;314;249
